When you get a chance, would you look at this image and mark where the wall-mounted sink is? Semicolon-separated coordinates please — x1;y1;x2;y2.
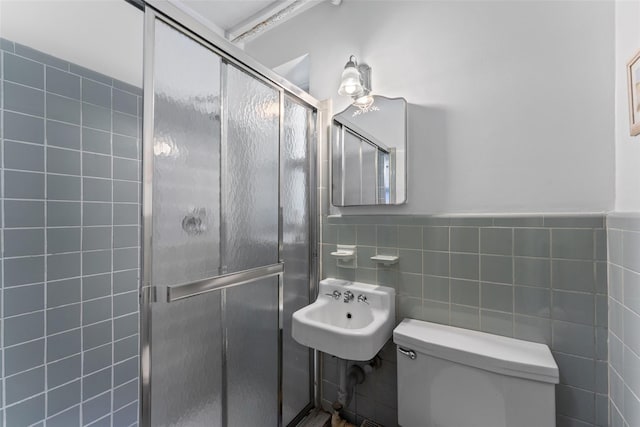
292;278;396;361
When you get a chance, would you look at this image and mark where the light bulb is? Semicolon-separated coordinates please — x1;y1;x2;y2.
343;84;359;95
338;61;363;96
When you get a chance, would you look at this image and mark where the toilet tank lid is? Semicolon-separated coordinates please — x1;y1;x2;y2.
393;318;559;384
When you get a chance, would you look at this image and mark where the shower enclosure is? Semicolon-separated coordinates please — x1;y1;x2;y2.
141;5;320;427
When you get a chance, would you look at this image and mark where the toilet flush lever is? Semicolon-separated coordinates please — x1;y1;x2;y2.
398;347;417;360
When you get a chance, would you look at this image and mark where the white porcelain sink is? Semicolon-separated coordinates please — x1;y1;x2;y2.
292;278;396;361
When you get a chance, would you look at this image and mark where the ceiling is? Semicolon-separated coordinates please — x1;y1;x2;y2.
174;0;329;41
181;0;277;33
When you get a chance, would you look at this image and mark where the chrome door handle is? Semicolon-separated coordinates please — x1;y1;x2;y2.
398;347;416;360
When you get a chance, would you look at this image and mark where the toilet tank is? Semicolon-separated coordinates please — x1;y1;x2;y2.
393;319;559;427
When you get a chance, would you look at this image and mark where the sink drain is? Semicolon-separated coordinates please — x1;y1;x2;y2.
346;313;352;319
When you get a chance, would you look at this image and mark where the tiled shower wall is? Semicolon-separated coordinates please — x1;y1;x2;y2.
0;39;141;426
320;214;608;427
608;213;640;427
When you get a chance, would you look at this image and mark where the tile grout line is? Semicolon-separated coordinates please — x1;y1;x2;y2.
44;57;50;426
110;81;116;427
2;46;7;427
78;70;85;427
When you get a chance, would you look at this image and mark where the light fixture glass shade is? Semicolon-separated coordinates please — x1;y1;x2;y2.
338;64;363;96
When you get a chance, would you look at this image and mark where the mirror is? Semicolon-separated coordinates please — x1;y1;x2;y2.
331;96;407;206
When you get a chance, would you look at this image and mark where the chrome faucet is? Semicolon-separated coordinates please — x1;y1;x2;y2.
325;290;341;300
343;290;354;303
357;294;368;304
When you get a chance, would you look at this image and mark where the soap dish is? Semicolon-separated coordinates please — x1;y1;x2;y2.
331;245;357;268
370;255;399;266
330;250;355;259
330;245;356;260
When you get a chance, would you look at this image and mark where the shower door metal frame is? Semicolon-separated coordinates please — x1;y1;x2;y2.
140;4;323;427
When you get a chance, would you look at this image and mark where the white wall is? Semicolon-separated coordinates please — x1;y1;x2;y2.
0;0;143;86
615;0;640;212
246;0;615;215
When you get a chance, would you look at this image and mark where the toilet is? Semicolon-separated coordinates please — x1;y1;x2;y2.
393;318;559;427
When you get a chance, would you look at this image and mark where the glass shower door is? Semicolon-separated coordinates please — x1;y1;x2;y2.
147;19;224;427
142;9;317;426
282;96;315;425
224;64;280;426
144;16;281;427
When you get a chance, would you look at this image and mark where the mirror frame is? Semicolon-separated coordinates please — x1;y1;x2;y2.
330;95;408;207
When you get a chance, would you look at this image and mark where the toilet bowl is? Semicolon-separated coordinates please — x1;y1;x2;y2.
393;318;559;427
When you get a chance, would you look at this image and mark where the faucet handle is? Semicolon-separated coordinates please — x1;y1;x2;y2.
325;290;341;300
357;294;369;304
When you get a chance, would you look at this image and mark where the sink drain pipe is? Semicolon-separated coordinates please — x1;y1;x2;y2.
334;358;366;410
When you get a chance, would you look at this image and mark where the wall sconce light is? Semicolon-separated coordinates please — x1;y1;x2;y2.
338;55;373;108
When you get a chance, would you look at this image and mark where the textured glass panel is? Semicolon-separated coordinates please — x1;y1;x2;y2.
361;142;377;205
152;21;221;287
378;151;390;203
226;277;279;426
343;130;362;205
331;125;343;205
150;291;222;427
282;97;312;425
224;65;279;273
150;22;223;427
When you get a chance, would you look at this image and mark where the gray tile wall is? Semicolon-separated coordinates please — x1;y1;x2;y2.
320;214;608;427
0;39;141;427
607;213;640;427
